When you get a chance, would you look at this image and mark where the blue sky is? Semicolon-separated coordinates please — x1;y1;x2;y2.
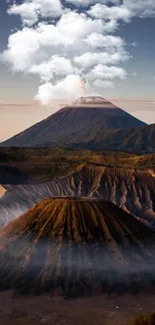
0;0;155;140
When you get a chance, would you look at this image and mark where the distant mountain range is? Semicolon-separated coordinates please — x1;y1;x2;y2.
0;197;155;297
2;96;151;153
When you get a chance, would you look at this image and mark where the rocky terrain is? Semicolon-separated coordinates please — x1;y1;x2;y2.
1;163;155;227
0;197;155;297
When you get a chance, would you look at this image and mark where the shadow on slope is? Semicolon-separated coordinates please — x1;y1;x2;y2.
0;198;155;297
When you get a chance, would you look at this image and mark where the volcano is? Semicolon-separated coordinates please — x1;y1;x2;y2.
0;197;155;297
1;96;146;147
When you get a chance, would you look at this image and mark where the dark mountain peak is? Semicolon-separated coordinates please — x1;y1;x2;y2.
0;197;155;296
1;96;146;147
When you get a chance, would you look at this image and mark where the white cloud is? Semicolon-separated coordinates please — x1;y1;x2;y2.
123;0;155;18
74;51;130;69
65;0;120;6
8;3;39;26
1;28;41;72
93;79;114;88
1;10;128;75
7;0;62;26
56;11;105;41
1;13;108;72
35;75;86;104
88;4;132;21
33;0;62;18
103;19;118;32
2;0;154;104
29;56;75;82
85;33;125;48
87;64;127;80
0;5;129;103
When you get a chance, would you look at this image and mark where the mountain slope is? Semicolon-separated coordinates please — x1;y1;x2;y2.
1;96;146;147
67;124;155;154
1;165;155;228
0;197;155;296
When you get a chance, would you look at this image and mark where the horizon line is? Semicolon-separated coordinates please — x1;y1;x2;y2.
0;98;154;107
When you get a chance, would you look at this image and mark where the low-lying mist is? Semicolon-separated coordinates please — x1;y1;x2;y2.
0;235;155;296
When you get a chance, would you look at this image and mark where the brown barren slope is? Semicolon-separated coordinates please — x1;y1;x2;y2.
1;164;155;227
0;197;155;297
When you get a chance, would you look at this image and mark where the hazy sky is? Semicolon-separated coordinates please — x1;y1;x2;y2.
0;0;155;140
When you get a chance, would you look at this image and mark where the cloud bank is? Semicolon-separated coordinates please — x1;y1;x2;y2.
1;0;154;104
